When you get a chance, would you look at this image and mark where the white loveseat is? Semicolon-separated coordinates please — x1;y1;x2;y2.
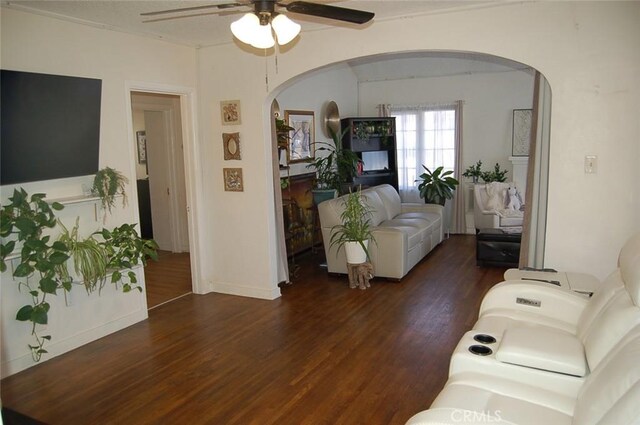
473;182;524;231
317;184;443;280
406;232;640;425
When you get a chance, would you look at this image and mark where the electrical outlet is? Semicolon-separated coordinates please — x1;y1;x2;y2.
585;155;597;174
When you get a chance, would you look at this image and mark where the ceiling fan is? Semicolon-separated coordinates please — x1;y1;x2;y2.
141;1;374;48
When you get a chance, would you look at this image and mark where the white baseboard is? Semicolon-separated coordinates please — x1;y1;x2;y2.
210;281;281;300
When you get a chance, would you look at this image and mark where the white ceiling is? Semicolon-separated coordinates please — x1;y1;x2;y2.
2;0;503;48
2;1;532;79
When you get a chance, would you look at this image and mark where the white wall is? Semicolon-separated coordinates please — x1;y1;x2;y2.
358;69;535;185
197;1;640;287
0;8;197;376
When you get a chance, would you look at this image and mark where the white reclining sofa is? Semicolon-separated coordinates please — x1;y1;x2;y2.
317;184;443;280
406;232;640;425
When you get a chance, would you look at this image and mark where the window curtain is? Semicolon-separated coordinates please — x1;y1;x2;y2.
382;102;465;234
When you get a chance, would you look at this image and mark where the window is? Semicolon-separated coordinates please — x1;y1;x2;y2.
392;104;458;202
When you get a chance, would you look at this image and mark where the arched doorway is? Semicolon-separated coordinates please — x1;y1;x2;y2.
268;51;550;282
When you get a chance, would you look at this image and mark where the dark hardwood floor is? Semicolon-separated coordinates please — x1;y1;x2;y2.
1;235;506;425
144;250;192;309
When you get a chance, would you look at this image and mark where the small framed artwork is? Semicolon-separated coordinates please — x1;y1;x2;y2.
223;167;244;192
220;100;241;125
512;109;533;156
136;131;147;164
223;132;241;160
285;110;314;163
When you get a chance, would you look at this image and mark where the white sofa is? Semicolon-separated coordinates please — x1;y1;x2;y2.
317;184;443;280
406;232;640;425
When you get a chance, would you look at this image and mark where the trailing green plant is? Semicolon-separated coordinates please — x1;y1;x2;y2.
307;126;361;195
92;167;128;214
462;160;483;182
0;189;71;361
1;188;159;362
416;165;460;205
329;187;376;260
481;163;508;183
94;223;159;293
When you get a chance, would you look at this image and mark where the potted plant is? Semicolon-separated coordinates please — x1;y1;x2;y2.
416;165;460;205
307;126;361;204
92;167;128;214
329;187;375;264
1;188;158;362
462;160;483;183
481;163;508;183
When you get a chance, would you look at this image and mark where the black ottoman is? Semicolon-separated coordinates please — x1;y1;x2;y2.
476;229;522;267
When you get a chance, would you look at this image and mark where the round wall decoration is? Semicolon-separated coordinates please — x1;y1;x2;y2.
323;101;340;137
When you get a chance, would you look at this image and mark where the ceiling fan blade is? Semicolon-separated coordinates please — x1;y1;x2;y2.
141;2;245;17
284;1;374;24
143;10;241;24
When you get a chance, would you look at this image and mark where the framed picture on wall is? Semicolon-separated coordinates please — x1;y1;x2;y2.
512;109;533;157
220;100;241;125
136;131;147;164
285;110;314;163
223;167;244;192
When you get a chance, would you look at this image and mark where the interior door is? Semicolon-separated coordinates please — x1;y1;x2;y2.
144;110;172;251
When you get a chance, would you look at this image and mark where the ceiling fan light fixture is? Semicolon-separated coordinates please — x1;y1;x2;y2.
230;13;260;45
271;14;301;45
230;12;275;49
250;22;275;49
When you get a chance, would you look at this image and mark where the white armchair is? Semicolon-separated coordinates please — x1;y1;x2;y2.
473;182;523;231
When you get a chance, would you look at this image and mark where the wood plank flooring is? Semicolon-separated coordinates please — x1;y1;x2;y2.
144;250;192;309
1;235;506;425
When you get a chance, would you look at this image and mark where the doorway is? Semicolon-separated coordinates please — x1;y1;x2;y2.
130;92;192;308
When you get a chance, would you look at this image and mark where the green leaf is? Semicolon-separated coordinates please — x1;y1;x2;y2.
39;278;58;294
1;240;16;257
32;305;49;325
52;241;68;251
14;262;34;277
49;251;70;265
111;270;122;283
122;284;131;293
51;202;64;211
16;305;34;321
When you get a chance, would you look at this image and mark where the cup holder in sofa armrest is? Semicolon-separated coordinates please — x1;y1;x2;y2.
469;345;493;356
473;334;497;344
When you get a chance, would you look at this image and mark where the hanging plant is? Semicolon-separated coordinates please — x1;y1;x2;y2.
92;167;128;214
1;188;158;362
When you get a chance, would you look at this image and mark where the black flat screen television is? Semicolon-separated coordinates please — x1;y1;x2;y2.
1;70;102;185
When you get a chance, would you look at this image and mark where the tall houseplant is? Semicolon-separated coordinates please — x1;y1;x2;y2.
307;127;361;202
416;165;460;205
329;187;375;264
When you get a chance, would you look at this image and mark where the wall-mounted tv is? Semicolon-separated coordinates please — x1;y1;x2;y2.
1;70;102;185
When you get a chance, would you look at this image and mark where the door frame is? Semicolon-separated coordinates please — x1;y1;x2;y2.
125;81;205;294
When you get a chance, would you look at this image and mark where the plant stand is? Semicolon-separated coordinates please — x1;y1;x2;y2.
347;262;374;290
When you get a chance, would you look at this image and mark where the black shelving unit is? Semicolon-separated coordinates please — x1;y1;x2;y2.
341;117;398;190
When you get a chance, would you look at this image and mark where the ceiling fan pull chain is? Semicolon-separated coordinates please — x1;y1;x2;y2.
264;49;270;92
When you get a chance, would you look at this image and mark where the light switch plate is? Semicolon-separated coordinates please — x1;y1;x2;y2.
585;155;597;174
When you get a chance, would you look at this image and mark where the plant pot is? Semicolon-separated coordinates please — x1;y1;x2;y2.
345;240;369;264
312;189;337;205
